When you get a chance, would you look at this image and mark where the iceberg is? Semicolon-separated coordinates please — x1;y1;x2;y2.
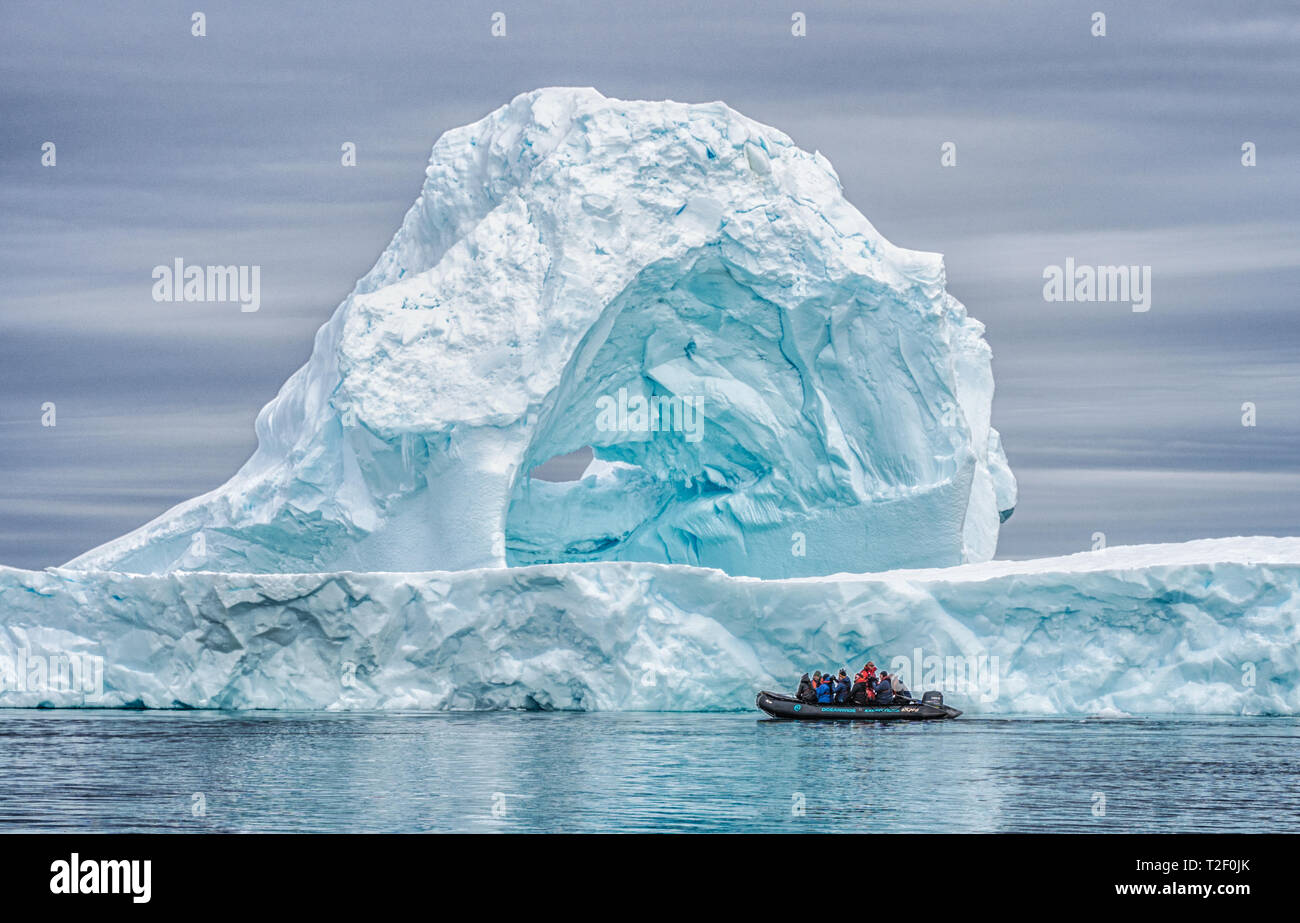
1;538;1297;713
6;90;1292;716
64;87;1014;578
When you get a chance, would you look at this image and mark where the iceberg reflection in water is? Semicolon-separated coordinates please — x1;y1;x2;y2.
0;711;1295;833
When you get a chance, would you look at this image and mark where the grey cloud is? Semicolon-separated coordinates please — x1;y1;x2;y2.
1;0;1296;569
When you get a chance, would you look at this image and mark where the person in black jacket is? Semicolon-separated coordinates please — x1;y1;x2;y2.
796;671;820;703
850;675;871;705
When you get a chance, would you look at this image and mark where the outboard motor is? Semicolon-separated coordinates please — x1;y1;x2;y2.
921;691;944;707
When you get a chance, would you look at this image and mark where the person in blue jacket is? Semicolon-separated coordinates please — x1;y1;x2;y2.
832;669;852;704
874;671;895;706
815;672;834;704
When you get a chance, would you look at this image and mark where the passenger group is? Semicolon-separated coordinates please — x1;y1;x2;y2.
794;662;912;707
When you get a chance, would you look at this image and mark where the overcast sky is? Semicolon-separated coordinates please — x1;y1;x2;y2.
1;0;1297;569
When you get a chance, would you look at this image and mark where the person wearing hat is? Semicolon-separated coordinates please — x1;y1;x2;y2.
815;671;834;704
832;668;852;704
850;665;874;705
874;670;895;705
796;670;820;703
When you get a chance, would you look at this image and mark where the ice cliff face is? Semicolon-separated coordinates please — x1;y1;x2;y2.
4;539;1297;714
66;87;1014;578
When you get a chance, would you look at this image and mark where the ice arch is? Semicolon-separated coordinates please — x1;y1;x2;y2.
505;246;980;578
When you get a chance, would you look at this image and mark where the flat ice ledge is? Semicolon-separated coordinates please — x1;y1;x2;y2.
821;536;1300;582
1;537;1297;714
43;535;1300;583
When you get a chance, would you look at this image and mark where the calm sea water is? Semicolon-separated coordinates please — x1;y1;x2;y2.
1;711;1295;833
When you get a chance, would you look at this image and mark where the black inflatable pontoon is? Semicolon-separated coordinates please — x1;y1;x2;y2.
756;689;961;720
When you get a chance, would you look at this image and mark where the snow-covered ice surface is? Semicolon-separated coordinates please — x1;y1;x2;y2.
3;538;1297;714
64;87;1014;578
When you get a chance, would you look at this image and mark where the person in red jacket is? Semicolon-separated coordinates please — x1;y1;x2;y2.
850;663;876;705
858;662;883;704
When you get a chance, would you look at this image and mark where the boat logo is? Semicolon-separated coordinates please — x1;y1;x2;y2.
793;704;802;711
